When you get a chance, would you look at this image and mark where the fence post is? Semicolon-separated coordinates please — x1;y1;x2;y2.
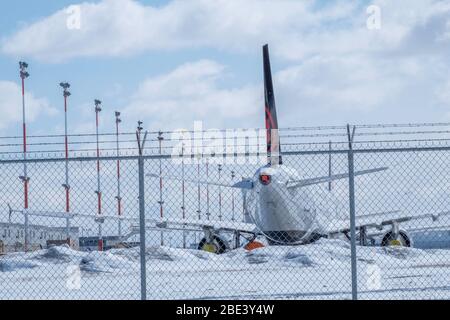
137;122;148;301
347;124;358;300
158;131;165;246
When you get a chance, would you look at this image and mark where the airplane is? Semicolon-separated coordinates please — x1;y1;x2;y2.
146;44;450;253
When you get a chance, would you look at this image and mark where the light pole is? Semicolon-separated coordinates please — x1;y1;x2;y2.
115;111;123;238
60;82;71;243
19;61;30;252
94;99;103;251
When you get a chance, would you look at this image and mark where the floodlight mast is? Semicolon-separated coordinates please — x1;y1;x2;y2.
94;99;103;251
115;111;123;237
60;82;71;242
19;62;30;252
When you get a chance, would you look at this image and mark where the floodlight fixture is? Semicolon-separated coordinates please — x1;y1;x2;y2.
19;61;28;68
59;82;71;89
60;82;71;97
94;99;102;112
115;111;122;123
19;61;29;79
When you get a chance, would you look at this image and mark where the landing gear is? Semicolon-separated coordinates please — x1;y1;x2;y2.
381;231;411;247
198;236;227;254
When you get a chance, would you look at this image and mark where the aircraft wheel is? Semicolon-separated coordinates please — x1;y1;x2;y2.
381;231;411;247
198;236;227;254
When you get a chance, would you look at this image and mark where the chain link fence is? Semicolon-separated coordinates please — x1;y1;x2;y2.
0;126;449;300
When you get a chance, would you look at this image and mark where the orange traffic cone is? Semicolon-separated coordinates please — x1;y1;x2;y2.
244;241;265;251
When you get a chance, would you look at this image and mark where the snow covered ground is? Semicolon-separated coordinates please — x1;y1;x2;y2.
0;239;449;300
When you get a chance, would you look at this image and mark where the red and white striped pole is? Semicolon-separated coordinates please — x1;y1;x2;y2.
19;62;30;252
94;99;103;251
158;131;164;246
115;111;123;238
60;82;71;243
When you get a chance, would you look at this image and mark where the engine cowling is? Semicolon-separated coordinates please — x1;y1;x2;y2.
381;230;413;247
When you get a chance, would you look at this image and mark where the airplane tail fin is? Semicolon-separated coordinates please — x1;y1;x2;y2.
263;44;282;166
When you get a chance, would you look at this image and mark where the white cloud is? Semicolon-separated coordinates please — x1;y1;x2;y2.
2;0;450;126
0;81;57;131
3;0;449;63
273;54;450;126
277;54;428;109
0;0;363;62
122;60;261;130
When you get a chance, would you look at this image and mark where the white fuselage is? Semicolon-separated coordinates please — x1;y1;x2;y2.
244;165;327;244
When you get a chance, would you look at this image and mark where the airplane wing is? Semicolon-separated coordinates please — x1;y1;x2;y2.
286;167;388;189
148;217;258;234
10;208;127;222
326;210;450;235
147;173;254;189
14;208;258;235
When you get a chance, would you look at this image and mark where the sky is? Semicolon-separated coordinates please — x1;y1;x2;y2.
0;0;450;138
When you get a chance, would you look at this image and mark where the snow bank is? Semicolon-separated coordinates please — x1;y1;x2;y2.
0;259;41;272
2;240;447;273
0;240;449;299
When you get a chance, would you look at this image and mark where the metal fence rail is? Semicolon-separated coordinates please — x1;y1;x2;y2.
0;126;449;300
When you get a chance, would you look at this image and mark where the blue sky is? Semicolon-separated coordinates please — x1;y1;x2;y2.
0;0;450;139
